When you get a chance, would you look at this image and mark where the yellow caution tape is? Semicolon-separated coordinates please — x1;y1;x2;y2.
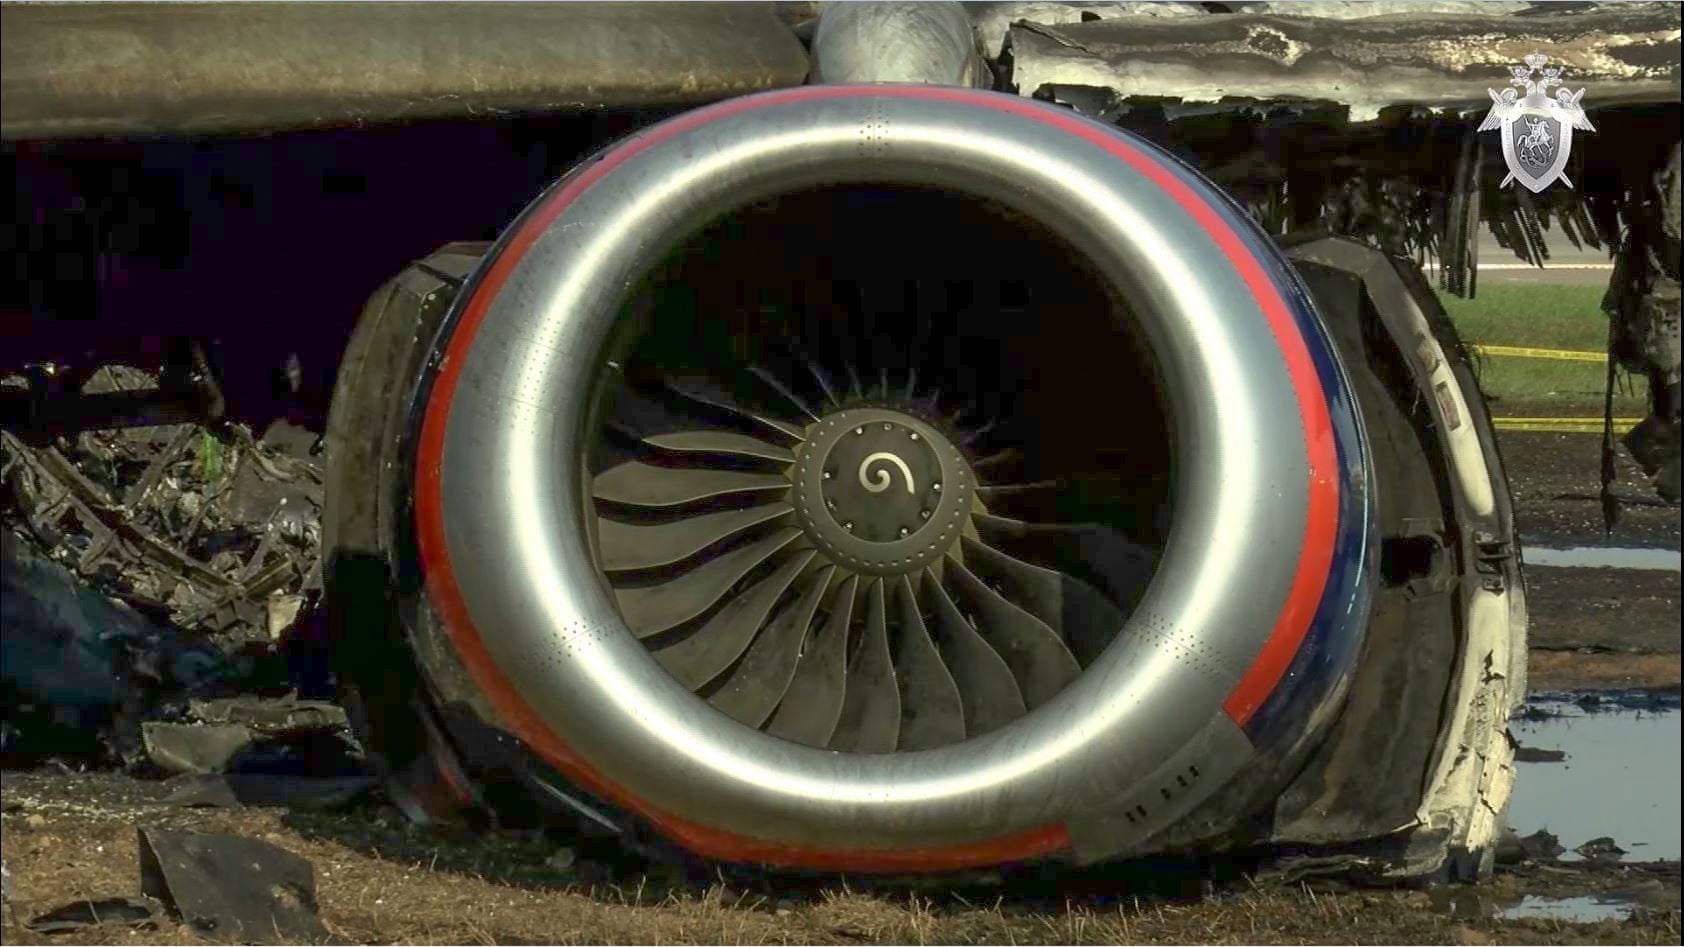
1493;417;1641;434
1469;343;1606;363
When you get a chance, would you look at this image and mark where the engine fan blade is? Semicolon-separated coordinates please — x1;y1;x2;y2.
803;355;841;409
829;578;900;754
750;365;823;423
970;448;1022;472
765;572;856;747
843;359;865;402
604;382;693;442
596;503;792;572
972;513;1157;614
666;375;806;441
921;569;1027;737
945;558;1080;709
974;480;1059;501
709;565;833;727
614;528;800;637
650;550;815;688
959;535;1127;667
892;575;966;751
643;431;796;464
593;462;787;508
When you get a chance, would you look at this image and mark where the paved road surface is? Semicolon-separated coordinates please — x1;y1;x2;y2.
1459;228;1614;286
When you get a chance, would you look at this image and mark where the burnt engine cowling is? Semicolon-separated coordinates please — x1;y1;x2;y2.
323;84;1523;876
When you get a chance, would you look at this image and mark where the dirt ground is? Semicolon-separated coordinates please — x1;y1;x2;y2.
1525;566;1680;691
1502;430;1680;552
1;771;1679;946
1502;429;1681;693
1;429;1677;946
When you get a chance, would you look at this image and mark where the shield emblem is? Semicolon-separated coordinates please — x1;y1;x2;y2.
1500;107;1573;193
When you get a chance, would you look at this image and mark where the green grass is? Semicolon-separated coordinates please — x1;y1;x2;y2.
1438;283;1609;352
1436;283;1646;416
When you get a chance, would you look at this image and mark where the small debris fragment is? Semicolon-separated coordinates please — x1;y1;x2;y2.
23;896;162;935
1575;836;1628;860
188;696;347;735
1515;829;1565;861
1493;827;1527;865
545;847;578;872
142;722;256;776
138;828;328;944
266;592;306;639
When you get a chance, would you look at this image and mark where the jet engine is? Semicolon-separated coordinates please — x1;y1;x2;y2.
323;82;1523;876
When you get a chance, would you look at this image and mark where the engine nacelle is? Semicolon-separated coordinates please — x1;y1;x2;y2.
314;82;1519;876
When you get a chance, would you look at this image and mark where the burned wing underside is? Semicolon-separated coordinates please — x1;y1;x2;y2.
3;2;1677;502
991;3;1681;506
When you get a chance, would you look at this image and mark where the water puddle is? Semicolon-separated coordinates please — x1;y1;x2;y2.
1428;882;1650;923
1429;885;1672;924
1522;545;1681;572
1499;895;1635;924
1508;695;1681;863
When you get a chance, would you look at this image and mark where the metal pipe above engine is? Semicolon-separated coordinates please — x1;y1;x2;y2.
809;1;991;88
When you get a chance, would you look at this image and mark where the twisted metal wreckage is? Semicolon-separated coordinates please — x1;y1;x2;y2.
1;0;1679;881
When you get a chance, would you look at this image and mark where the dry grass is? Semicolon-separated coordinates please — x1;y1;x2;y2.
2;773;1678;946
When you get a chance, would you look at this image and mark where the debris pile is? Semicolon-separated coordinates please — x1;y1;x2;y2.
1;363;335;773
1;364;323;648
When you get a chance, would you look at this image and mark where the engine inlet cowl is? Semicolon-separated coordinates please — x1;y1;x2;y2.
404;83;1375;870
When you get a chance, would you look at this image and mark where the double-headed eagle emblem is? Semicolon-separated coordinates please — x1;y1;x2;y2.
1479;53;1595;193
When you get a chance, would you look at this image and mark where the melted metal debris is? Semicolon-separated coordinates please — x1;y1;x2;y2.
1;365;323;650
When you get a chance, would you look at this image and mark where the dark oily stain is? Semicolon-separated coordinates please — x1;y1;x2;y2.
138;828;330;945
1566;689;1683;714
1512;744;1567;763
1519;689;1683;719
24;896;162;934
